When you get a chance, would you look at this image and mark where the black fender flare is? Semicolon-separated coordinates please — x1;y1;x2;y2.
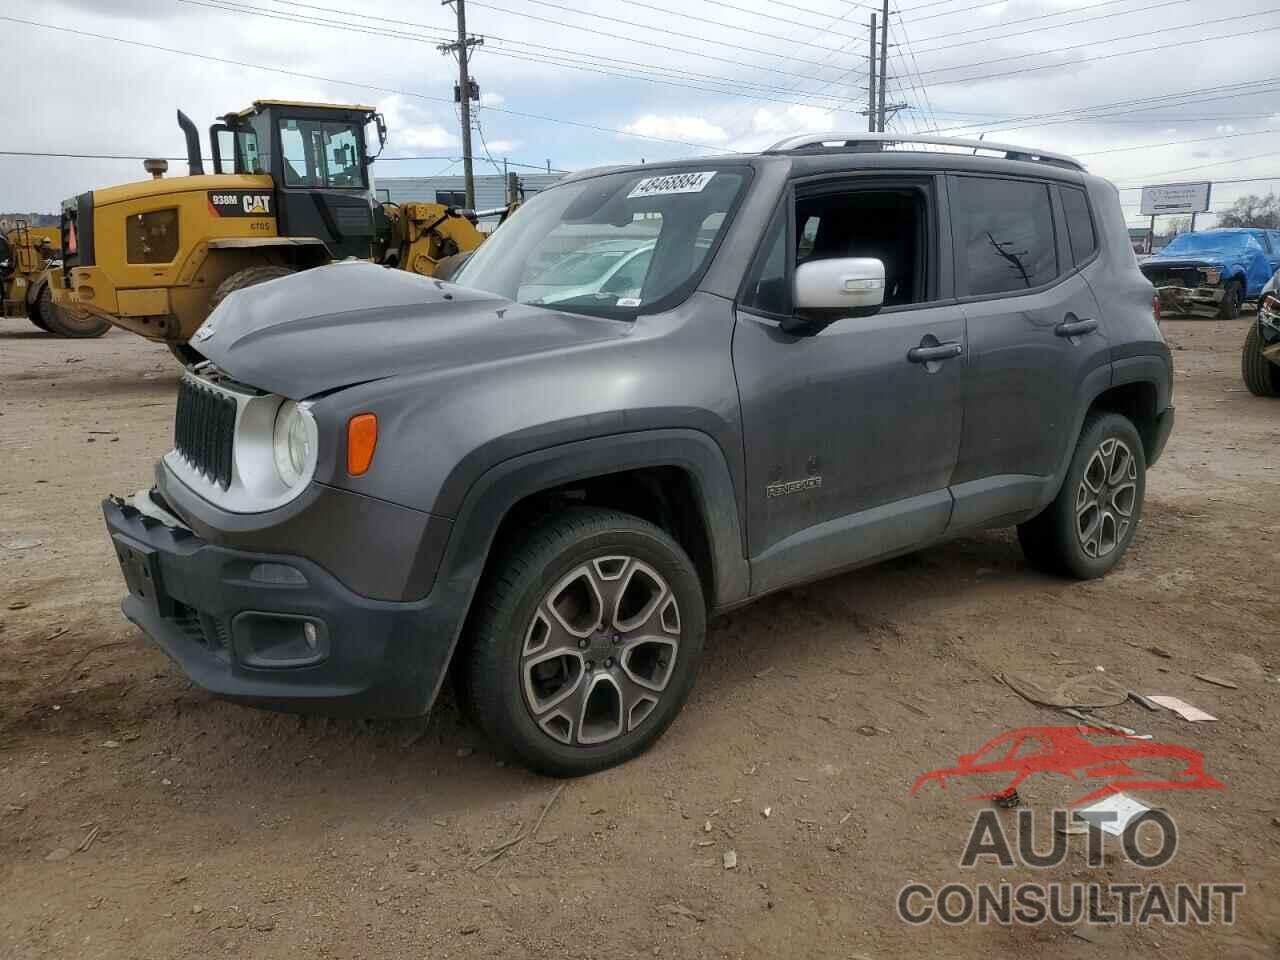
415;429;749;709
438;428;748;610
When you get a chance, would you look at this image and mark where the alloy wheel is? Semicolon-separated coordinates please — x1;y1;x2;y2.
520;555;681;747
1074;437;1138;559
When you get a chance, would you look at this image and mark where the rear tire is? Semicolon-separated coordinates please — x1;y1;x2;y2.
168;265;297;367
1241;321;1280;397
38;285;110;338
1217;279;1242;320
462;507;706;777
1017;411;1146;580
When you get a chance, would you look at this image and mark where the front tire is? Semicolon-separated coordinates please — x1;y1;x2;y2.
38;285;110;338
1017;411;1146;579
1218;279;1242;320
462;507;706;776
1241;321;1280;397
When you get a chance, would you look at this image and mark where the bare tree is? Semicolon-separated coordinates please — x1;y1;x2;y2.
1216;193;1280;229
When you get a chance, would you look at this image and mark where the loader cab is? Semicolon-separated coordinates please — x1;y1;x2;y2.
208;100;387;261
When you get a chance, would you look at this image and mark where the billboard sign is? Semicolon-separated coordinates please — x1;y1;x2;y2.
1139;182;1212;216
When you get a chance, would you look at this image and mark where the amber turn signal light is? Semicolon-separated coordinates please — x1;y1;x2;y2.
347;413;377;476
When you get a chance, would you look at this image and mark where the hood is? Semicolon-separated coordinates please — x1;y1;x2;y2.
194;261;633;398
1140;255;1227;271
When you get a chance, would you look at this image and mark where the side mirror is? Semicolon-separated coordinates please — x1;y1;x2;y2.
783;257;885;335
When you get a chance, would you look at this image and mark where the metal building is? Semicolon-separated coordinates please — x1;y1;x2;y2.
375;172;564;229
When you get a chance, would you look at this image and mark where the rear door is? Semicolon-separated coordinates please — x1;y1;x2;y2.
947;175;1111;530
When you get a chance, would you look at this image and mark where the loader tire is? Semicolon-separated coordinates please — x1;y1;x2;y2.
169;266;297;367
38;285;110;338
209;265;296;312
1242;321;1280;397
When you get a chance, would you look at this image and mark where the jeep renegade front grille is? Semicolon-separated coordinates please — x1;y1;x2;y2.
175;377;237;490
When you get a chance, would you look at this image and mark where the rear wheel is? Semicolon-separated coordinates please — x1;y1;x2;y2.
1241;321;1280;397
168;265;297;367
1017;411;1146;579
1217;279;1242;320
38;285;110;338
462;507;706;776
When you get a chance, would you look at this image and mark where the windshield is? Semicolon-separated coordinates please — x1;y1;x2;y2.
454;167;748;317
278;117;365;188
1162;232;1258;256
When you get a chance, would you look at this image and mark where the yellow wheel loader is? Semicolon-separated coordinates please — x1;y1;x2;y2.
53;100;491;363
2;221;108;337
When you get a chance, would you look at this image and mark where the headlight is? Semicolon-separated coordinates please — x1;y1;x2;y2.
1203;268;1221;284
272;400;316;487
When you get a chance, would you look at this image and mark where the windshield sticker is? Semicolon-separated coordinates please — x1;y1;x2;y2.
627;171;716;199
616;297;642;307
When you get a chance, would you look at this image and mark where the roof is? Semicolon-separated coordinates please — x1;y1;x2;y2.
765;132;1082;170
234;100;377;118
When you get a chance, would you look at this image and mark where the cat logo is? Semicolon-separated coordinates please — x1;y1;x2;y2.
207;191;274;218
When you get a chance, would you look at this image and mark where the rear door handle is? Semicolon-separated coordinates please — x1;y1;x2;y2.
1055;315;1098;337
907;341;963;363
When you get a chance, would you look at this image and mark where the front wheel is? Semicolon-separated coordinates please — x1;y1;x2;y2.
1017;411;1146;579
1218;279;1242;320
462;507;706;776
38;285;110;338
1241;321;1280;397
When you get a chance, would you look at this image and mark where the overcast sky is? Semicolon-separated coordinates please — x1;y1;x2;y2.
3;0;1278;227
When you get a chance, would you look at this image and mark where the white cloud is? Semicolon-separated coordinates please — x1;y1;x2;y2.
620;114;729;144
484;139;523;154
376;94;458;153
480;91;505;107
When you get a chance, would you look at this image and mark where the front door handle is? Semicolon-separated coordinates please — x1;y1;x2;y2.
907;340;963;363
1055;315;1098;337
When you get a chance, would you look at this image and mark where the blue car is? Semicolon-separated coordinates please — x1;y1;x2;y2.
1139;227;1280;319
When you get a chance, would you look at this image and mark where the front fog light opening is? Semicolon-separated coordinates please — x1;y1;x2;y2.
233;611;330;669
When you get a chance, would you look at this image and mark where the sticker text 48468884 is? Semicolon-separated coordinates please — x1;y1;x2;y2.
626;171;716;199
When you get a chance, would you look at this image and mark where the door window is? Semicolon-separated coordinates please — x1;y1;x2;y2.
1060;186;1097;267
743;183;932;311
953;177;1058;296
278;118;365;188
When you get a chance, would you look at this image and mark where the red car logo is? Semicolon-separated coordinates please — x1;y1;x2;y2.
911;726;1224;806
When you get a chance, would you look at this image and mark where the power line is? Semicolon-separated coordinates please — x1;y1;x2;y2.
616;0;870;44
927;77;1280;134
919;20;1280;89
181;0;871;113
1115;176;1280;192
1115;150;1280;187
256;0;863;105
695;0;871;37
1076;126;1280;158
907;0;1193;55
909;8;1280;80
465;0;857;72
0;15;732;152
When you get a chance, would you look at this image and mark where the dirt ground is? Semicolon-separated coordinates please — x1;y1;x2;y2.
0;315;1277;959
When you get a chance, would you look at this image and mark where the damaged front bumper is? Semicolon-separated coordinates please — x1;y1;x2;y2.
1153;284;1226;317
102;489;458;717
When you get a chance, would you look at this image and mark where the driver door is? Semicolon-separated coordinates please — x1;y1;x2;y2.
732;177;966;595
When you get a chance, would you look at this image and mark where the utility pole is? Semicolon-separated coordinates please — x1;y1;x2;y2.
439;0;482;208
867;13;877;132
877;0;889;132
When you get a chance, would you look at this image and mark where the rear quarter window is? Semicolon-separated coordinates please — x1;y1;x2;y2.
1060;187;1097;267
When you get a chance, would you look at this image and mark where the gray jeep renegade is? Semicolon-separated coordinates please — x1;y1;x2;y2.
103;133;1174;776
